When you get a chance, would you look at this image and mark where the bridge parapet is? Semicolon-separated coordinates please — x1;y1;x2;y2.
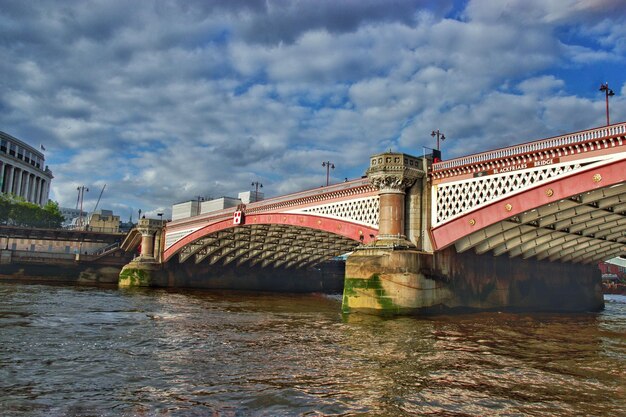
432;122;626;181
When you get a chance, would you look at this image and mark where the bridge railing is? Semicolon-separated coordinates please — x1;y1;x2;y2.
432;122;626;171
168;178;373;227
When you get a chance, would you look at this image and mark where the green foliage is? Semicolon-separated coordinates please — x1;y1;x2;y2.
0;194;64;228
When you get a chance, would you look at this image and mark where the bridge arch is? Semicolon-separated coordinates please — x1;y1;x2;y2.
163;213;378;268
431;157;626;263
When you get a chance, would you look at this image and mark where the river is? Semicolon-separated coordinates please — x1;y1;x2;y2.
0;282;624;416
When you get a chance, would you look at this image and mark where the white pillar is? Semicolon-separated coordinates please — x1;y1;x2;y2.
26;173;34;202
33;177;41;205
6;166;15;194
0;162;4;193
40;180;48;205
15;169;23;197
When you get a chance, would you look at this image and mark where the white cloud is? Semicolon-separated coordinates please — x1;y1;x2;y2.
1;0;624;218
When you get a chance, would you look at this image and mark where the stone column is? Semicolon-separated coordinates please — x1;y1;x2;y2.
366;152;424;247
5;165;14;194
136;218;161;259
119;218;165;287
39;180;48;205
0;161;4;192
33;177;41;205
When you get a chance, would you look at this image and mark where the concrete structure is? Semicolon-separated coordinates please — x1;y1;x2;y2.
172;192;263;221
0;131;53;205
200;197;240;214
86;210;120;233
0;224;125;255
239;190;264;204
171;201;200;221
120;122;626;315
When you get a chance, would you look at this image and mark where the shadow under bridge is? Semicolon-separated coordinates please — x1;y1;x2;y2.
163;213;378;269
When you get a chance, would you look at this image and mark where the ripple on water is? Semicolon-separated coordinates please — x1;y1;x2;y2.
0;284;624;416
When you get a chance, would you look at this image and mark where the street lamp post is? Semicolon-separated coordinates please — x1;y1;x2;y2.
76;186;89;229
599;82;615;126
157;212;163;225
322;161;335;186
431;130;446;150
251;181;263;202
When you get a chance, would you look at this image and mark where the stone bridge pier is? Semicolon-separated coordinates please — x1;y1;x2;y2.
342;152;603;315
119;218;164;287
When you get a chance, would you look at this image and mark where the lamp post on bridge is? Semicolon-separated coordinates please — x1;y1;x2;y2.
251;181;263;202
322;161;335;186
599;82;615;126
431;130;445;150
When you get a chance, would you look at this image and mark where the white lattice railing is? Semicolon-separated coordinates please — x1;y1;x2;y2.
287;195;380;229
433;123;626;173
433;160;586;225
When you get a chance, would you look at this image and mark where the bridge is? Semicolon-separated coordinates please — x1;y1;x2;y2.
120;122;626;314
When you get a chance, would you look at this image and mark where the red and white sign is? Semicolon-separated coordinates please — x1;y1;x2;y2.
233;210;243;225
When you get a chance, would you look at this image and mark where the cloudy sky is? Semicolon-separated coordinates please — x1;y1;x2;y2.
2;0;625;220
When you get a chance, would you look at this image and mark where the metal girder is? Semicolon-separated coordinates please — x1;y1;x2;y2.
536;235;589;260
579;183;626;204
194;242;223;264
579;217;626;238
601;223;626;240
506;229;566;259
545;205;598;229
195;231;237;264
223;242;264;266
555;210;621;233
210;239;255;265
570;243;624;264
499;228;555;258
179;236;218;263
518;230;579;259
455;221;520;253
451;176;626;264
550;239;615;262
582;247;625;264
488;225;542;256
596;192;626;209
517;199;579;224
296;253;335;269
561;241;621;263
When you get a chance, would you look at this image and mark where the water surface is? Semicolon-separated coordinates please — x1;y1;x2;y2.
1;283;624;416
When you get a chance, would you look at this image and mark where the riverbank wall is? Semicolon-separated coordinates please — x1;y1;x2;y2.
0;249;128;285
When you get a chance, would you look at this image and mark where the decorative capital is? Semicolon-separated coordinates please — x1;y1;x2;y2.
137;218;163;235
366;152;424;192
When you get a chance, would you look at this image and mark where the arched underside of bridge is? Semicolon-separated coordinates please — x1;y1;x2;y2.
432;158;626;264
163;214;378;269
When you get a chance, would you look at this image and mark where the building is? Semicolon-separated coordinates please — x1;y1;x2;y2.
200;197;240;214
0;131;53;206
59;207;87;224
238;190;264;204
599;258;626;279
86;210;120;233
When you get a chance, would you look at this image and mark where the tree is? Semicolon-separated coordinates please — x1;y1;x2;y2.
0;194;64;228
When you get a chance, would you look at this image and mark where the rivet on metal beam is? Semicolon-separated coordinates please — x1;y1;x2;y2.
469;219;476;226
505;203;513;212
593;174;602;183
545;188;554;197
